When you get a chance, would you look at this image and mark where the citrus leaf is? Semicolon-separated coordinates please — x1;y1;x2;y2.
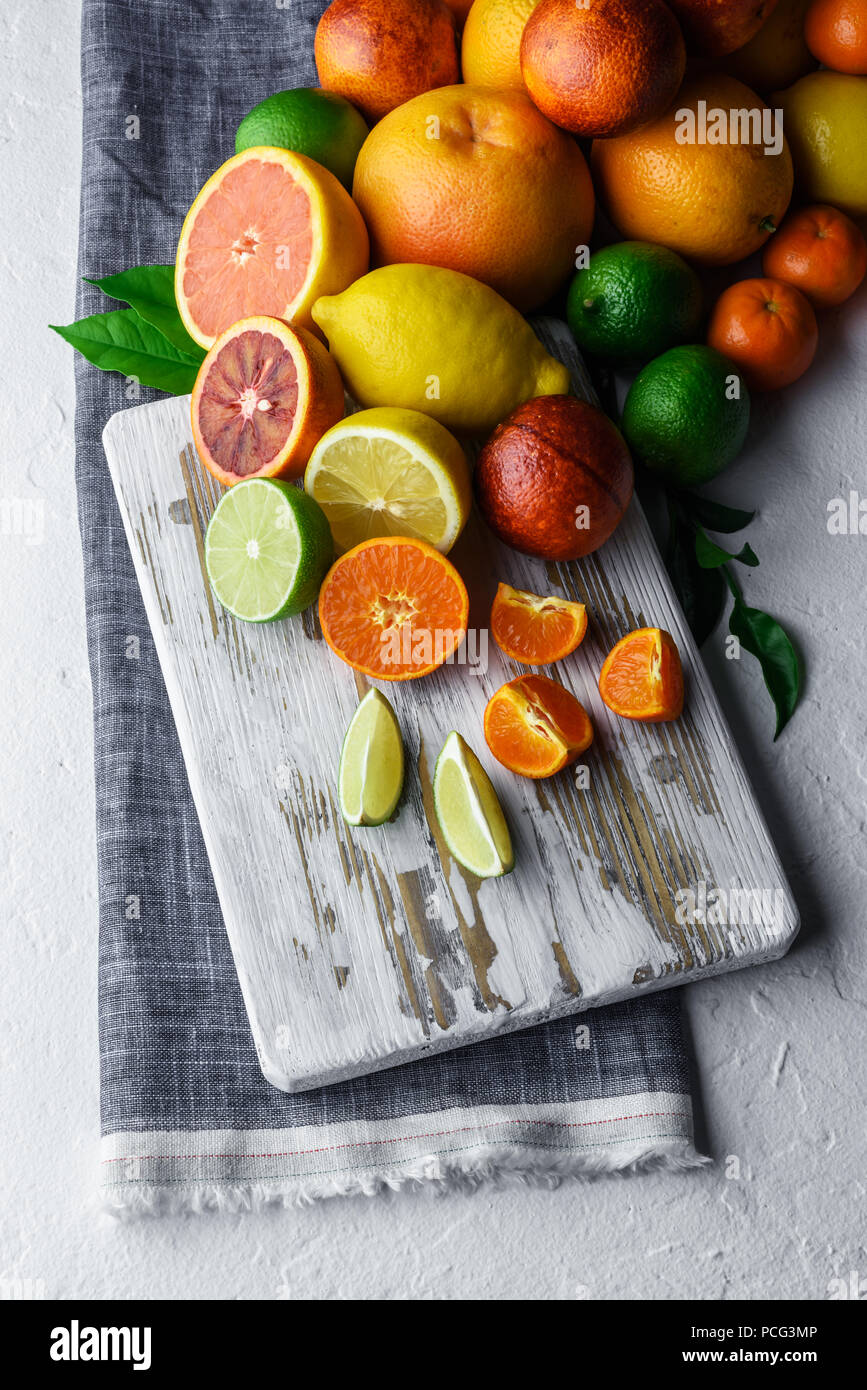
665;509;726;646
728;599;800;740
678;492;756;534
695;528;760;570
84;264;204;359
50;309;201;395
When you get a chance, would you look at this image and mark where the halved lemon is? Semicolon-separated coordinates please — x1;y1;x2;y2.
304;407;472;555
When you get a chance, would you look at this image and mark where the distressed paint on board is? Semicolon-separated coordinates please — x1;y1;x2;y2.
102;323;799;1092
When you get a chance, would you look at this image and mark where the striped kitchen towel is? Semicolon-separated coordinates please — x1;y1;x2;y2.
74;0;705;1213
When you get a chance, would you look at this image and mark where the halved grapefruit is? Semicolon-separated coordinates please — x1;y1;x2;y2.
175;146;369;349
191;316;346;486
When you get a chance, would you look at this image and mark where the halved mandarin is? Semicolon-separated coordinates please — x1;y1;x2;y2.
175;145;369;348
598;627;684;722
490;582;587;665
191;316;345;485
318;536;469;681
484;673;593;779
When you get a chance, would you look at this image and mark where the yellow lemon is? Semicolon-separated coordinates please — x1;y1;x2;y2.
311;264;570;436
461;0;541;91
305;407;471;555
775;71;867;218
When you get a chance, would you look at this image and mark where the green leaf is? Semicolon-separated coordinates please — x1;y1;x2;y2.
695;528;760;570
50;309;202;395
84;264;204;359
665;507;726;646
728;598;801;740
678;492;756;534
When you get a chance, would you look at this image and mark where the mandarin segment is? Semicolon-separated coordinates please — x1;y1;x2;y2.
598;627;684;722
484;673;593;778
490;583;587;665
318;536;469;681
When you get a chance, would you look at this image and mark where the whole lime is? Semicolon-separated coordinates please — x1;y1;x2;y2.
621;345;750;486
567;242;703;366
235;88;369;188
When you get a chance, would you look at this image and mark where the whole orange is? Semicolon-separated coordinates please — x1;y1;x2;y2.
352;85;594;311
763;204;867;306
591;74;794;265
667;0;780;55
724;0;818;92
314;0;460;124
520;0;686;138
462;0;542;91
707;277;818;390
805;0;867;73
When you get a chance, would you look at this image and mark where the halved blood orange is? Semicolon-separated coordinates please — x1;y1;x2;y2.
490;582;587;665
484;673;593;778
598;627;684;722
319;537;469;681
191;316;345;485
175;146;369;349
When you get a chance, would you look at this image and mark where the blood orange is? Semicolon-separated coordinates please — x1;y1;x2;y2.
490;583;587;665
475;395;634;561
318;537;468;681
175;146;369;349
484;673;593;778
191;317;345;486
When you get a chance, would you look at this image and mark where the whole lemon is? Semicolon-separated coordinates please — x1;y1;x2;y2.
775;71;867;218
461;0;541;91
311;265;570;435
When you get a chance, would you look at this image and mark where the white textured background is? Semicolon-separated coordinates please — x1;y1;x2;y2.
1;3;864;1301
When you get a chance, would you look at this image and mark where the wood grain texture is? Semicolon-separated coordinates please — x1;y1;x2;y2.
102;322;799;1092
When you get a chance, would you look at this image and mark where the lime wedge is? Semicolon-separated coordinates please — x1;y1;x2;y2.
339;688;405;826
205;478;333;622
433;732;514;879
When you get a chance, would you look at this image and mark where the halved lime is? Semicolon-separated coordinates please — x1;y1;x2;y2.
339;688;404;826
433;732;514;879
204;478;333;622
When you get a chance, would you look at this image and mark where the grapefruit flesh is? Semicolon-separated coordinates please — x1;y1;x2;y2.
191;316;345;486
176;147;369;348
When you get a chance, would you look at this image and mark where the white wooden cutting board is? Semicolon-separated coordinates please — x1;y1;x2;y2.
102;322;799;1092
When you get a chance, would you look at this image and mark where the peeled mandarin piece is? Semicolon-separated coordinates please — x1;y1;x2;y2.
489;582;587;664
484;673;593;778
598;627;684;722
